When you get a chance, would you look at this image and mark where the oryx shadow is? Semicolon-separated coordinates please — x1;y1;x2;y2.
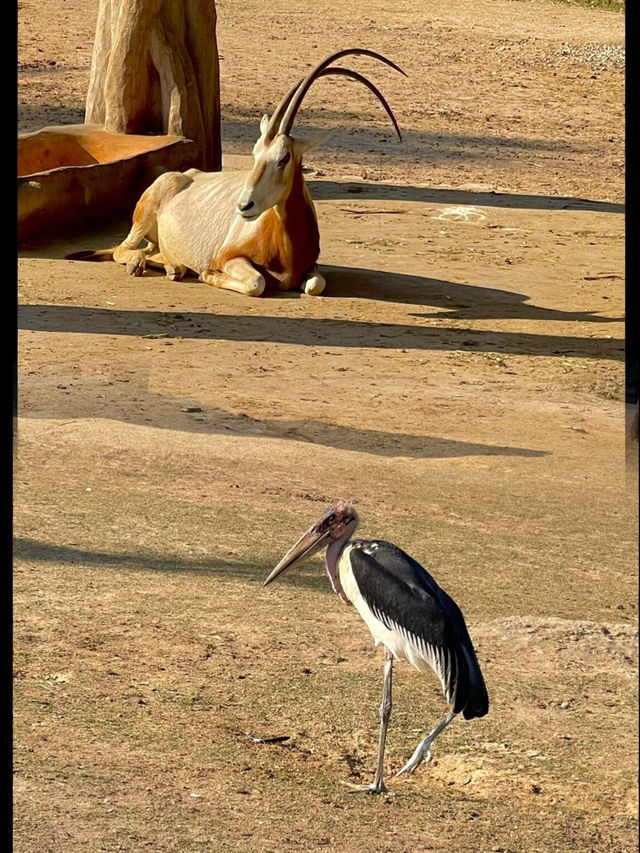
320;265;623;323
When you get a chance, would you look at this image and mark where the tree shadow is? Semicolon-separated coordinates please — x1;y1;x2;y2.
17;104;86;134
18;299;623;362
12;536;329;594
307;178;624;215
19;375;546;459
17;109;623;216
18;64;91;75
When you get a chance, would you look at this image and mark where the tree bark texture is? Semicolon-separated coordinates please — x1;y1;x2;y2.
85;0;221;171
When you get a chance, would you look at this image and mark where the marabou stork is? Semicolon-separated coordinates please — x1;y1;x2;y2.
263;503;489;794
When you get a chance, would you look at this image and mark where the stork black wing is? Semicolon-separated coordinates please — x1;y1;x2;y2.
351;541;448;641
349;541;488;719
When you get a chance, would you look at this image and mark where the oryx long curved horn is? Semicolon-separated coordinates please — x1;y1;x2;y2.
265;79;305;141
277;48;406;138
266;66;403;143
315;66;403;141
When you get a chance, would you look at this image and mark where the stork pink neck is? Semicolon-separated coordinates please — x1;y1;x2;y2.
325;537;352;605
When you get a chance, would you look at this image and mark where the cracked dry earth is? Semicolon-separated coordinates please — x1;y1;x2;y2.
15;1;636;852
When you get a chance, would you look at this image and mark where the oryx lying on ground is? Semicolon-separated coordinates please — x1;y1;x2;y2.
67;49;405;297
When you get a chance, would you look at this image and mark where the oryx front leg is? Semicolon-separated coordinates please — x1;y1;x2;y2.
113;170;193;277
300;266;326;296
201;258;266;297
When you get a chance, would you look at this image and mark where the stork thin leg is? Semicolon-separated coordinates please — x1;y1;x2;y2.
395;710;457;777
346;648;394;794
371;648;394;792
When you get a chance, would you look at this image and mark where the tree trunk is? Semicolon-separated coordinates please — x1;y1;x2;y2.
85;0;221;171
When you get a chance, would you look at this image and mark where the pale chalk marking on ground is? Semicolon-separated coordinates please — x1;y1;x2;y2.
433;206;487;224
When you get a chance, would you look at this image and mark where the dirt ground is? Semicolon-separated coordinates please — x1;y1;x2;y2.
15;1;636;852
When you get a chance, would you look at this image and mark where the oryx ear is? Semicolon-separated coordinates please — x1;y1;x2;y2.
294;130;335;156
259;114;270;137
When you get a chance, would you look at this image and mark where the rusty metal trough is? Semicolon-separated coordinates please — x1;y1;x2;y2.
18;124;198;241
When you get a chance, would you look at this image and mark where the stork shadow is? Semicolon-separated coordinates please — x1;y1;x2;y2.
18;375;546;460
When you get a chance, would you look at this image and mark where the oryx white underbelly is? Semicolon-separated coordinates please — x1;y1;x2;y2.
338;544;445;680
156;170;254;274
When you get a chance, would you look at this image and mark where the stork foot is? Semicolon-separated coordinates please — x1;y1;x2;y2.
394;744;433;777
342;779;390;795
395;710;458;777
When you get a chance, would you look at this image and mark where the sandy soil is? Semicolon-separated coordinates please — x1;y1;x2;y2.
15;1;636;852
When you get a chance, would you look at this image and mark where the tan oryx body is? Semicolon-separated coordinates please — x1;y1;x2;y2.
112;144;323;296
67;49;405;297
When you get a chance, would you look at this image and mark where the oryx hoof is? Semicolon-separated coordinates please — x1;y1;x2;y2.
165;264;187;282
302;272;326;296
245;276;266;297
126;256;146;277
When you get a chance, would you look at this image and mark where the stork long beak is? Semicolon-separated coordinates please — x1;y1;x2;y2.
263;525;331;586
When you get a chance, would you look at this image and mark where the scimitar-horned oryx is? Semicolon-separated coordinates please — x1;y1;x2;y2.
67;48;406;297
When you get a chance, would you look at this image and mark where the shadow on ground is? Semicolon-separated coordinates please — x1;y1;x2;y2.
18;294;624;362
321;266;622;321
221;115;624;216
308;179;625;215
12;536;329;593
18;376;546;459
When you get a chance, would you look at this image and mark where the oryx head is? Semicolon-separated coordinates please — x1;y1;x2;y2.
236;48;407;221
236;122;301;221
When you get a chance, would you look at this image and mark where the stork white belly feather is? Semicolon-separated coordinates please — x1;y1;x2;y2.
338;544;442;678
